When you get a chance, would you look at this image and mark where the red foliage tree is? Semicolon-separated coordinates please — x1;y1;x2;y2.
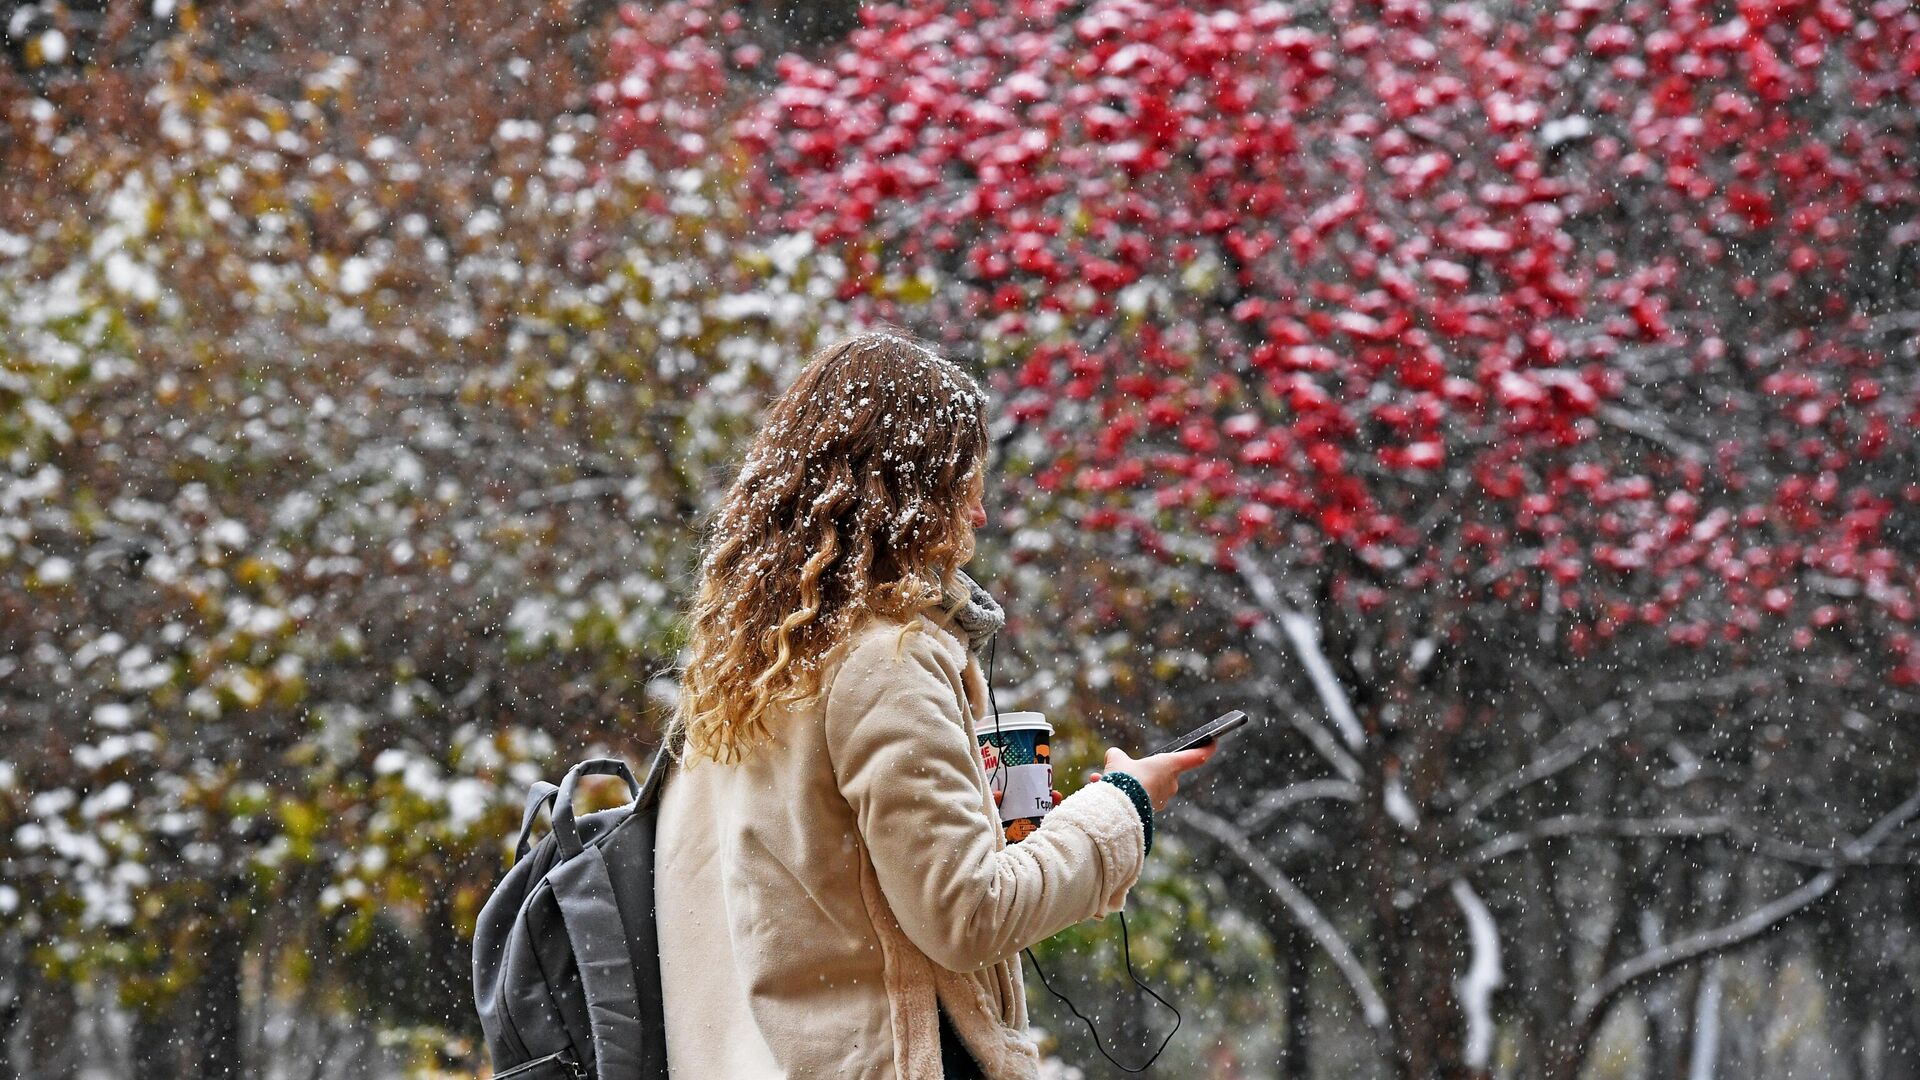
732;0;1918;671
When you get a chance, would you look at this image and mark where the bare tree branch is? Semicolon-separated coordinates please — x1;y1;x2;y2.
1459;670;1790;825
1456;814;1731;874
1242;675;1364;786
1457;703;1628;820
1431;809;1919;896
1592;402;1710;462
1472;668;1788;808
1645;671;1785;704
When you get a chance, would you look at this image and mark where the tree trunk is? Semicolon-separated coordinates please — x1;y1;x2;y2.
1881;963;1920;1080
1514;823;1575;1078
187;881;249;1079
130;1014;179;1080
1390;894;1471;1080
1651;965;1701;1080
1814;884;1867;1080
1369;816;1469;1080
21;964;78;1080
1651;854;1704;1079
0;930;19;1080
1280;920;1311;1078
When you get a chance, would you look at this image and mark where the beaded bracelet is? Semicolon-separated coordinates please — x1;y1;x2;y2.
1100;771;1154;857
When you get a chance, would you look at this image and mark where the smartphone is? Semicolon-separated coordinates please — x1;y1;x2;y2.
1147;710;1249;756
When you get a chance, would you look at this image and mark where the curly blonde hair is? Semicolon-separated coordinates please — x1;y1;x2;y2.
667;329;989;766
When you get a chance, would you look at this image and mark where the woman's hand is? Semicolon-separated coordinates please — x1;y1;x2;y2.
1087;742;1219;812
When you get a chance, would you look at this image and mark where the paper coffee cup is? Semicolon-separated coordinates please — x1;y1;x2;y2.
977;712;1053;843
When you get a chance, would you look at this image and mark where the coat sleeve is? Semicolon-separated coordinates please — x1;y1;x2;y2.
823;624;1147;973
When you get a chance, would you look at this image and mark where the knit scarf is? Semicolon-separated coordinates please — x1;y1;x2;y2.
939;569;1005;659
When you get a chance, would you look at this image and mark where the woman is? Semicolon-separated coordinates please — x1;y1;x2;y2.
654;330;1218;1079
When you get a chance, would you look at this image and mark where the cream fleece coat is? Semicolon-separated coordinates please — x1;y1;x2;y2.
654;604;1149;1079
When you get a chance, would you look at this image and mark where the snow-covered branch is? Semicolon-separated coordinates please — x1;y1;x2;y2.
1384;768;1420;831
1276;610;1367;751
1569;785;1920;1035
1237;778;1361;833
1645;671;1787;704
1181;808;1392;1035
1571;867;1838;1035
1235;553;1366;751
1451;879;1503;1071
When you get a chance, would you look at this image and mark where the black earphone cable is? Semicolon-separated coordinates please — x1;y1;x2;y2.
985;634;1182;1073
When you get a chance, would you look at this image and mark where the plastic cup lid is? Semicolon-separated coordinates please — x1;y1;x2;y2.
978;710;1052;735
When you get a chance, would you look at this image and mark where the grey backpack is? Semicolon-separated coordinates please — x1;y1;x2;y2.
471;744;675;1079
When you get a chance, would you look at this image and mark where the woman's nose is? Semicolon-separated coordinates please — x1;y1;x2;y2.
971;501;987;528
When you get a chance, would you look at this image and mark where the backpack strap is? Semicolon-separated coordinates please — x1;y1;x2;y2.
548;843;644;1080
547;758;647;1080
514;781;561;863
635;738;674;811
